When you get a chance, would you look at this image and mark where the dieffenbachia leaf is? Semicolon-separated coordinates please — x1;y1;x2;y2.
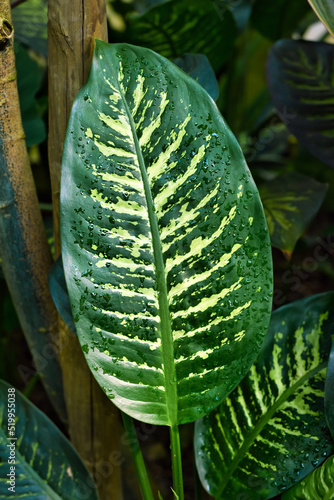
173;54;219;101
0;380;98;499
259;172;328;254
308;0;334;38
11;0;47;56
282;456;334;500
126;0;237;71
251;0;311;41
325;339;334;440
49;256;77;335
60;41;273;426
195;292;334;499
267;39;334;169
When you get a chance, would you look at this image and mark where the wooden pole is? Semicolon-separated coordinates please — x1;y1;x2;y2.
48;2;123;499
0;0;66;420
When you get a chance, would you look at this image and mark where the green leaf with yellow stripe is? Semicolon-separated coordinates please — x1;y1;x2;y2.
60;40;273;426
267;39;334;169
126;0;237;71
259;172;328;254
0;380;98;499
308;0;334;38
282;455;334;500
195;292;334;499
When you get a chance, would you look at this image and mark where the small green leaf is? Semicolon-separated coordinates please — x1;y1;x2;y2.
173;54;219;101
325;340;334;440
15;42;46;147
0;380;98;499
11;0;47;56
259;172;328;253
126;0;237;71
251;0;310;41
282;455;334;500
195;292;334;499
60;41;273;426
308;0;334;38
267;39;334;169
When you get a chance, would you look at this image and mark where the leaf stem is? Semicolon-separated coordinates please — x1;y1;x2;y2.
170;424;184;500
121;411;154;500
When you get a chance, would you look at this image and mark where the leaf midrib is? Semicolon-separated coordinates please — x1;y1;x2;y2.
0;428;63;500
216;361;328;498
113;55;178;426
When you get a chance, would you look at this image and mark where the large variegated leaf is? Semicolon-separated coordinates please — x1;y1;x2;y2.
0;380;98;499
259;172;328;254
267;39;334;169
126;0;237;71
282;456;334;500
308;0;334;38
325;339;334;439
60;41;273;426
195;292;334;499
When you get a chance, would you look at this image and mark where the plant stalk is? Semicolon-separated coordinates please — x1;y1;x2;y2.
122;412;155;500
170;424;184;500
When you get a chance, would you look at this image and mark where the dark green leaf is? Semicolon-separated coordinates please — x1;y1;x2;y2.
49;256;77;335
259;172;328;253
0;380;98;499
308;0;334;38
282;455;334;499
133;0;167;14
15;42;46;147
325;339;334;440
267;39;334;169
11;0;47;56
251;0;311;41
126;0;237;71
173;54;219;101
195;292;334;499
60;41;273;426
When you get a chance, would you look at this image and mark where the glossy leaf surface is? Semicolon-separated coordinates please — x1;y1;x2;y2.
282;456;334;500
49;256;77;335
251;0;310;41
126;0;237;71
61;41;273;426
325;339;334;440
0;380;98;499
173;54;219;101
308;0;334;38
267;40;334;169
195;292;334;499
259;172;327;253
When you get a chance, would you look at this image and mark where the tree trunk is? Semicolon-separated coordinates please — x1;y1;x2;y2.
0;0;66;421
48;2;123;499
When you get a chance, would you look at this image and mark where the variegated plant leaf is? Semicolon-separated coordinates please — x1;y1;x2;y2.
267;39;334;169
195;292;334;499
173;54;219;101
308;0;334;38
60;41;273;426
126;0;237;71
0;380;98;499
282;456;334;500
325;339;334;440
259;172;328;254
